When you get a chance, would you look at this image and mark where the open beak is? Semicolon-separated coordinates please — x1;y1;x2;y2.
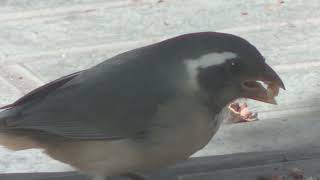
241;63;285;105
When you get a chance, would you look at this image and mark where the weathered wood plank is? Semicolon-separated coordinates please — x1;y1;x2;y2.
197;111;320;157
0;75;22;107
2;148;320;180
0;0;319;175
1;0;320;65
180;159;320;180
0;0;142;15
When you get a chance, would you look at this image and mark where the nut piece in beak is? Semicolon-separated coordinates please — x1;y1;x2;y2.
241;80;282;105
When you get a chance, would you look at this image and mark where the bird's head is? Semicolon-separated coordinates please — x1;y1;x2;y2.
168;32;285;106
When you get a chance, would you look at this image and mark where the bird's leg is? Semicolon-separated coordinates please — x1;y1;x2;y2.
123;172;148;180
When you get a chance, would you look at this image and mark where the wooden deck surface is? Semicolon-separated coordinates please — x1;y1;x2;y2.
1;147;320;180
0;0;319;176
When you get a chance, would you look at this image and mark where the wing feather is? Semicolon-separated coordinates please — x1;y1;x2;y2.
1;49;178;140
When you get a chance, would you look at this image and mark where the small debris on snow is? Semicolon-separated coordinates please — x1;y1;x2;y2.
228;102;258;123
288;167;304;180
241;12;248;15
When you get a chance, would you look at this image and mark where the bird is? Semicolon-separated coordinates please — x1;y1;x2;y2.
0;32;285;180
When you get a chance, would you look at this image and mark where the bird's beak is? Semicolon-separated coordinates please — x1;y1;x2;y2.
241;63;285;105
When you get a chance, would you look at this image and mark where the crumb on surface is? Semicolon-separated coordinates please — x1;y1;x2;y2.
289;167;304;180
228;102;258;123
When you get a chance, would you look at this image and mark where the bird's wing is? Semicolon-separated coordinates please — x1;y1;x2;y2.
0;71;82;110
1;50;178;140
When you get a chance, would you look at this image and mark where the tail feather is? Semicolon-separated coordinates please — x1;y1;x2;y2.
0;109;13;129
0;110;39;151
0;132;39;150
0;109;9;129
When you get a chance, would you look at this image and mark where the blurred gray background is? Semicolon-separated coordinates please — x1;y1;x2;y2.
0;0;319;173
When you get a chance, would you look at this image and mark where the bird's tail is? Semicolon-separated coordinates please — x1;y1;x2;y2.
0;109;38;150
0;109;10;129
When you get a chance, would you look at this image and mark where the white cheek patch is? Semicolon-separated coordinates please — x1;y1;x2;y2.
184;52;237;90
186;52;237;69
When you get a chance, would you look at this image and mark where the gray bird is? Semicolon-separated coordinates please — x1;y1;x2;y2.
0;32;284;180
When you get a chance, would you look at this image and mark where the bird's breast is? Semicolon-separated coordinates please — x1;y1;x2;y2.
140;94;227;166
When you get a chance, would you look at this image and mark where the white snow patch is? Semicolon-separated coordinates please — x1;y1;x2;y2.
0;147;73;173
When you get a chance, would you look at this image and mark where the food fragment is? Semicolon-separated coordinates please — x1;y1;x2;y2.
265;0;285;10
256;168;318;180
288;168;304;180
228;102;258;123
267;82;280;97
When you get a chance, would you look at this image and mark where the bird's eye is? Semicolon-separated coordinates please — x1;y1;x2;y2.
227;59;241;73
229;60;239;67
